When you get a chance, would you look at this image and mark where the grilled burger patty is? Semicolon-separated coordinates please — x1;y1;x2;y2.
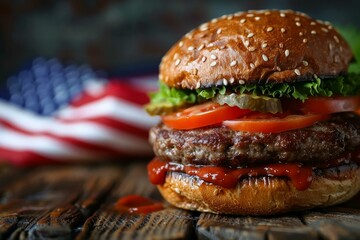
150;113;360;167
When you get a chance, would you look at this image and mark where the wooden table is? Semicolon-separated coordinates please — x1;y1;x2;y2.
0;162;359;240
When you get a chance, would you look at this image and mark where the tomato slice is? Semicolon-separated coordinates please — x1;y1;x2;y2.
283;96;360;114
162;102;251;130
223;113;330;133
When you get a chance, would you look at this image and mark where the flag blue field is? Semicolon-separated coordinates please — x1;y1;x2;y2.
0;58;159;166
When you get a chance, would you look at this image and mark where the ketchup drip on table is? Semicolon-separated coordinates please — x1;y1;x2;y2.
115;195;164;214
148;158;313;191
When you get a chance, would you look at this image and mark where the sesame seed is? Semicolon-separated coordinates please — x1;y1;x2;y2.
281;28;286;33
211;18;218;23
310;22;316;26
295;17;300;21
280;13;286;17
220;45;226;50
334;55;340;63
285;49;290;57
192;68;198;75
311;30;317;35
247;33;255;38
340;46;343;52
262;43;268;48
262;54;269;62
328;25;333;30
173;53;179;60
240;19;246;24
230;60;237;67
247;13;254;17
303;38;308;43
196;82;201;89
314;74;318;79
208;43;214;47
303;60;309;66
276;67;282;71
234;12;242;17
188;46;195;51
175;59;181;66
229;77;235;84
244;40;250;47
223;79;228;85
255;16;261;21
201;56;207;62
210;61;217;67
266;27;273;32
294;69;301;76
239;80;246;84
295;22;301;27
227;15;233;20
328;43;333;51
334;35;340;43
321;27;329;33
325;21;331;25
299;32;304;36
178;41;184;47
248;46;256;52
199;24;209;31
216;28;222;34
265;11;271;15
210;54;217;60
197;44;205;51
250;63;255;69
279;43;284;48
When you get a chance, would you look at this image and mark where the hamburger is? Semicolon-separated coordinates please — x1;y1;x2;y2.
146;9;360;215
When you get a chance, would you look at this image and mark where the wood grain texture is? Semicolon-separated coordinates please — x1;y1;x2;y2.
0;164;121;239
0;163;359;240
303;208;360;240
77;164;196;240
196;213;317;240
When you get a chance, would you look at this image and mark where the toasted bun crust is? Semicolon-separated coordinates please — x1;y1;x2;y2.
157;165;360;215
160;10;353;89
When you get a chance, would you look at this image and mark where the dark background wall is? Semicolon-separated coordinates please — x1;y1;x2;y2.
0;0;359;79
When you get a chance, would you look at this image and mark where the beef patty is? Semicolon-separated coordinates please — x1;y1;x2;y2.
150;113;360;167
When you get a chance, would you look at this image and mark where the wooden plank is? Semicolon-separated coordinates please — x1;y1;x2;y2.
77;163;196;240
197;213;317;240
0;164;27;199
79;208;195;240
303;209;360;240
0;165;121;239
267;227;318;240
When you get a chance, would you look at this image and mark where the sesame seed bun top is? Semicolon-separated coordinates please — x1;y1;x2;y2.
159;10;353;89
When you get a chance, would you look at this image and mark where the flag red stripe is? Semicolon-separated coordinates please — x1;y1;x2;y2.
0;147;59;166
0;119;149;156
71;81;150;107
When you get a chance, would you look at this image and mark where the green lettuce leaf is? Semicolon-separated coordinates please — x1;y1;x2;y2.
148;74;360;111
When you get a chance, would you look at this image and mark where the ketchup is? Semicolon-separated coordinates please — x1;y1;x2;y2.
115;195;164;214
148;158;313;191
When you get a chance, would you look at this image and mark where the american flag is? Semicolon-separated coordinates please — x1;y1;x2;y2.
0;58;159;166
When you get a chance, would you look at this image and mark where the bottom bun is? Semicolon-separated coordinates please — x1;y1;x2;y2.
157;164;360;215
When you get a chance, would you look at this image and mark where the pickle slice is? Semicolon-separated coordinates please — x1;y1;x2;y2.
214;93;282;113
145;102;190;116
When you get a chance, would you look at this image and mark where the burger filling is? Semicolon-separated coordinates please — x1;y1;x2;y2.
148;113;360;191
146;74;360;191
